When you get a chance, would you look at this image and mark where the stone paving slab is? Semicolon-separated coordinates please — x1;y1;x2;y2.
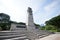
38;34;60;40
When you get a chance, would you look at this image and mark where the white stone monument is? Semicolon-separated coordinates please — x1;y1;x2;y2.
26;7;36;31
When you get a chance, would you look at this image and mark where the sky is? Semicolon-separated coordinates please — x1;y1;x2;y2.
0;0;60;25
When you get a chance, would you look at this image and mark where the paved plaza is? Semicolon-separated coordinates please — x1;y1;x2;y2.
39;34;60;40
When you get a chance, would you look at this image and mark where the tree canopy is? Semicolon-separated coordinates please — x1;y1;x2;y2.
45;15;60;31
0;13;10;30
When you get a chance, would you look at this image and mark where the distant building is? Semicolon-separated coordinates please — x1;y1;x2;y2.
10;22;27;31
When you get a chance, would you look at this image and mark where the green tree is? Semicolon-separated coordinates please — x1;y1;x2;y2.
40;26;45;30
0;13;10;30
45;15;60;32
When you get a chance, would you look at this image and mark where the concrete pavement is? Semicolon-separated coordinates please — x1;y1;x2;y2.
39;34;60;40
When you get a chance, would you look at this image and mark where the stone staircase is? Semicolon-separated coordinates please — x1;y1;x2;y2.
32;29;54;38
0;31;29;40
26;29;54;40
0;30;54;40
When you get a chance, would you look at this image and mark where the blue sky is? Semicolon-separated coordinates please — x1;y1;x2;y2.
0;0;60;25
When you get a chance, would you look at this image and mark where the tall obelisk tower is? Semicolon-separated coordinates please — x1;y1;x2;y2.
26;7;35;31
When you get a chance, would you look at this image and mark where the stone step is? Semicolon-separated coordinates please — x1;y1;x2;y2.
4;36;29;40
33;29;53;35
0;33;25;36
0;31;26;36
26;30;54;39
0;31;29;40
0;34;26;39
0;31;26;34
39;34;49;38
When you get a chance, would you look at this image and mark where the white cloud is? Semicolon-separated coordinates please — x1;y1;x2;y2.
44;1;58;13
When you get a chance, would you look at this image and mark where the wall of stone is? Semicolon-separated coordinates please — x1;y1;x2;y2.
10;23;27;32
